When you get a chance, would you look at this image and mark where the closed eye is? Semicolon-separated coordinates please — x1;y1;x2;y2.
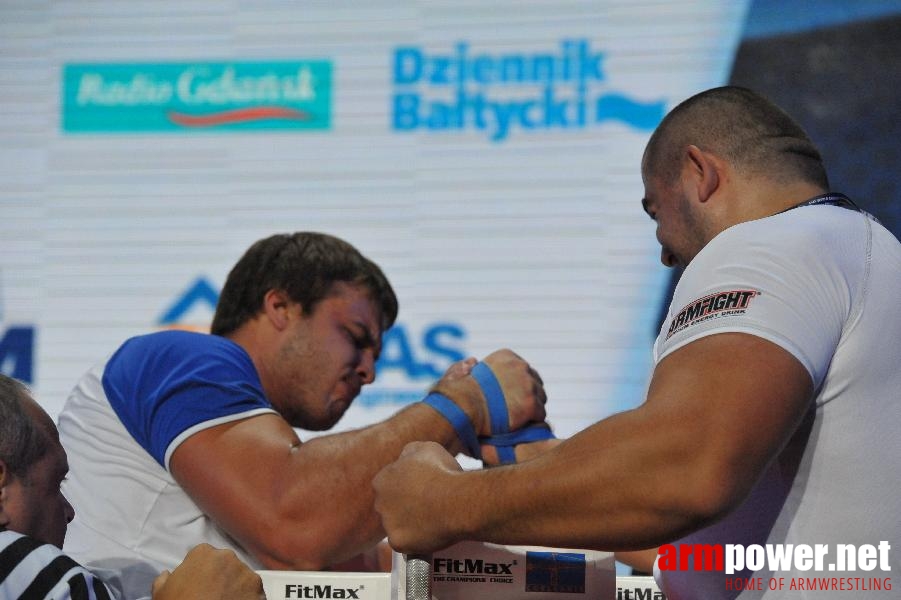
641;197;657;221
346;320;381;360
344;327;365;349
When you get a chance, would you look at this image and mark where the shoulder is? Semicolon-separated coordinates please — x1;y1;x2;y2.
706;205;870;262
659;206;868;384
682;206;870;301
105;330;258;386
0;531;116;600
98;331;271;467
113;330;249;362
1;530;78;569
1;528;56;556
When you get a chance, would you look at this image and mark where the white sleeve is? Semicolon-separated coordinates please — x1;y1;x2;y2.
654;220;855;389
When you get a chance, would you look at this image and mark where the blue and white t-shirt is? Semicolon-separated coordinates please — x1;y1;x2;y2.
58;331;277;600
100;330;273;468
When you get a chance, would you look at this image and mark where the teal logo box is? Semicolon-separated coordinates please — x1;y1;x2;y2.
63;61;332;132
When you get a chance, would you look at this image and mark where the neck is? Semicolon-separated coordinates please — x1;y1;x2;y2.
225;324;277;399
721;179;828;230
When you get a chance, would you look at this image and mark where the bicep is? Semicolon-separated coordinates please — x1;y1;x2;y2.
647;332;814;508
168;413;302;561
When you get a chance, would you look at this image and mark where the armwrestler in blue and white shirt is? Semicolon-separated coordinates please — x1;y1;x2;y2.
58;232;551;600
59;331;274;596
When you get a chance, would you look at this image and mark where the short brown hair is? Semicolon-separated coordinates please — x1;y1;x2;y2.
211;232;399;337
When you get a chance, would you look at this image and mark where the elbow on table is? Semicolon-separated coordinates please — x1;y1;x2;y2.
670;460;755;529
247;523;338;572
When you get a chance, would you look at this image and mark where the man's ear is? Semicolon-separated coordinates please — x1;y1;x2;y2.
685;144;722;204
261;289;295;331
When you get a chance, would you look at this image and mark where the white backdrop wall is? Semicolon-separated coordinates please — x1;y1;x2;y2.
0;1;749;440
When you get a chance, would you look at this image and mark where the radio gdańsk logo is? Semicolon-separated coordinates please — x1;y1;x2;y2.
391;39;665;141
63;61;332;132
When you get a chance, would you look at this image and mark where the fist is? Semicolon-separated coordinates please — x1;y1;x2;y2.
480;349;548;432
373;442;464;555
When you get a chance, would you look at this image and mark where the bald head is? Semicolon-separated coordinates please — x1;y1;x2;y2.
0;375;74;547
643;86;829;190
0;375;52;480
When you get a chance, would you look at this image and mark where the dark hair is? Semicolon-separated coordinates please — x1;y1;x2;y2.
644;86;829;189
0;375;48;480
211;232;399;337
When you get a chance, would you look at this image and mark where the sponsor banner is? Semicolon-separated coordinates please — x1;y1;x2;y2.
62;61;332;132
258;571;390;600
617;576;667;599
1;1;752;429
391;39;665;142
392;541;614;599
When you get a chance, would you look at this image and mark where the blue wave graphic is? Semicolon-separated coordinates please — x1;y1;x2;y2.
595;94;666;130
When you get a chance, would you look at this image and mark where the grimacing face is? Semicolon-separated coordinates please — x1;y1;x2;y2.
270;282;383;431
641;168;708;269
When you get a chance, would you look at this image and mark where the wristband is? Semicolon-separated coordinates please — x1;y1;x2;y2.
471;361;508;436
422;392;481;459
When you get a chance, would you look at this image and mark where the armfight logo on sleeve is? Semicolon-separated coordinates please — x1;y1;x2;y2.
666;289;759;340
525;551;586;593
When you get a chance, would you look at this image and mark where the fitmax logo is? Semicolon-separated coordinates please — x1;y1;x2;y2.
434;558;515;575
617;589;665;600
284;584;361;599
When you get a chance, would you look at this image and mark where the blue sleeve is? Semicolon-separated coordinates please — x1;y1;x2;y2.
101;330;272;467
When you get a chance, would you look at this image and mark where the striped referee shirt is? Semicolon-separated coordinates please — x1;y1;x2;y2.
0;530;115;600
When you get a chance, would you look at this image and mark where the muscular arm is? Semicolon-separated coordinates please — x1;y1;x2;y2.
169;350;546;570
171;404;458;570
374;333;814;554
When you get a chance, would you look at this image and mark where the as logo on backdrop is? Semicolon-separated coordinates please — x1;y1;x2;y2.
391;39;665;141
157;277;219;332
0;326;35;383
158;277;468;406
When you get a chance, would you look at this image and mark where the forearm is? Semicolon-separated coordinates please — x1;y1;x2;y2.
176;350;549;570
261;403;466;569
377;334;815;556
437;407;733;552
445;337;815;553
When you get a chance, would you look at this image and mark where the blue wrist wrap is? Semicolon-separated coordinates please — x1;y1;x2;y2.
422;392;481;459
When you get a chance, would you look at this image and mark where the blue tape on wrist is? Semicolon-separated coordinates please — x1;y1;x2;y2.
472;362;508;436
496;445;515;464
482;425;556;465
422;392;481;459
484;423;557;446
